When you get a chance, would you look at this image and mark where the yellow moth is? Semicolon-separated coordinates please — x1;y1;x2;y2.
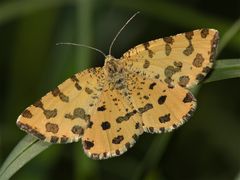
17;12;219;160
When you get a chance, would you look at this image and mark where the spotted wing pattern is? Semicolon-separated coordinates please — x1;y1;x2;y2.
121;29;219;88
17;68;105;143
82;85;143;159
125;72;196;133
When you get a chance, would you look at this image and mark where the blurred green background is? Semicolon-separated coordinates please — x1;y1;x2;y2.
0;0;240;179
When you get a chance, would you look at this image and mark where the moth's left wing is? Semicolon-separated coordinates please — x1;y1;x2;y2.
121;29;219;88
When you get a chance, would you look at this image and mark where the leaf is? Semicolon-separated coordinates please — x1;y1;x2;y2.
205;59;240;83
74;0;97;179
0;135;50;180
217;18;240;54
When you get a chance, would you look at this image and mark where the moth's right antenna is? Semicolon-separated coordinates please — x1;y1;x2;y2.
108;11;140;56
56;42;106;57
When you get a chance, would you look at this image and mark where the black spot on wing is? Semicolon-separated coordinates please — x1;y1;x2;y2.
22;109;32;118
159;113;171;123
183;92;195;103
112;135;124;144
60;136;69;143
101;121;111;130
50;136;59;143
45;122;59;134
116;110;137;123
71;125;84;135
83;140;94;150
149;82;156;90
97;105;106;111
138;103;153;114
158;95;167;105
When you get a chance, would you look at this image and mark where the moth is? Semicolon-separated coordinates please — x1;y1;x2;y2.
17;13;219;160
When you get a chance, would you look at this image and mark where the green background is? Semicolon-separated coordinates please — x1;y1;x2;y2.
0;0;240;179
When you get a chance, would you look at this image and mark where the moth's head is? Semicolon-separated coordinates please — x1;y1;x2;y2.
104;55;116;63
104;55;123;75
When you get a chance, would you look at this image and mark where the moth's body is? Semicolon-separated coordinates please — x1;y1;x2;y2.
104;55;127;91
17;28;219;160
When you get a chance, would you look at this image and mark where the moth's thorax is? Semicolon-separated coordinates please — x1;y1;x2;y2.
104;55;123;74
104;55;126;90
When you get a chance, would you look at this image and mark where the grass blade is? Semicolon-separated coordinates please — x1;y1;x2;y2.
0;135;50;180
218;17;240;54
74;1;98;179
205;59;240;83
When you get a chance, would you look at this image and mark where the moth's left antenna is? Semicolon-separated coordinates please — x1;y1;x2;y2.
56;42;106;57
108;11;140;56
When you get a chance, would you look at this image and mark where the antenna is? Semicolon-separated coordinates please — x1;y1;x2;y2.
57;12;140;58
108;11;140;55
56;42;106;57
